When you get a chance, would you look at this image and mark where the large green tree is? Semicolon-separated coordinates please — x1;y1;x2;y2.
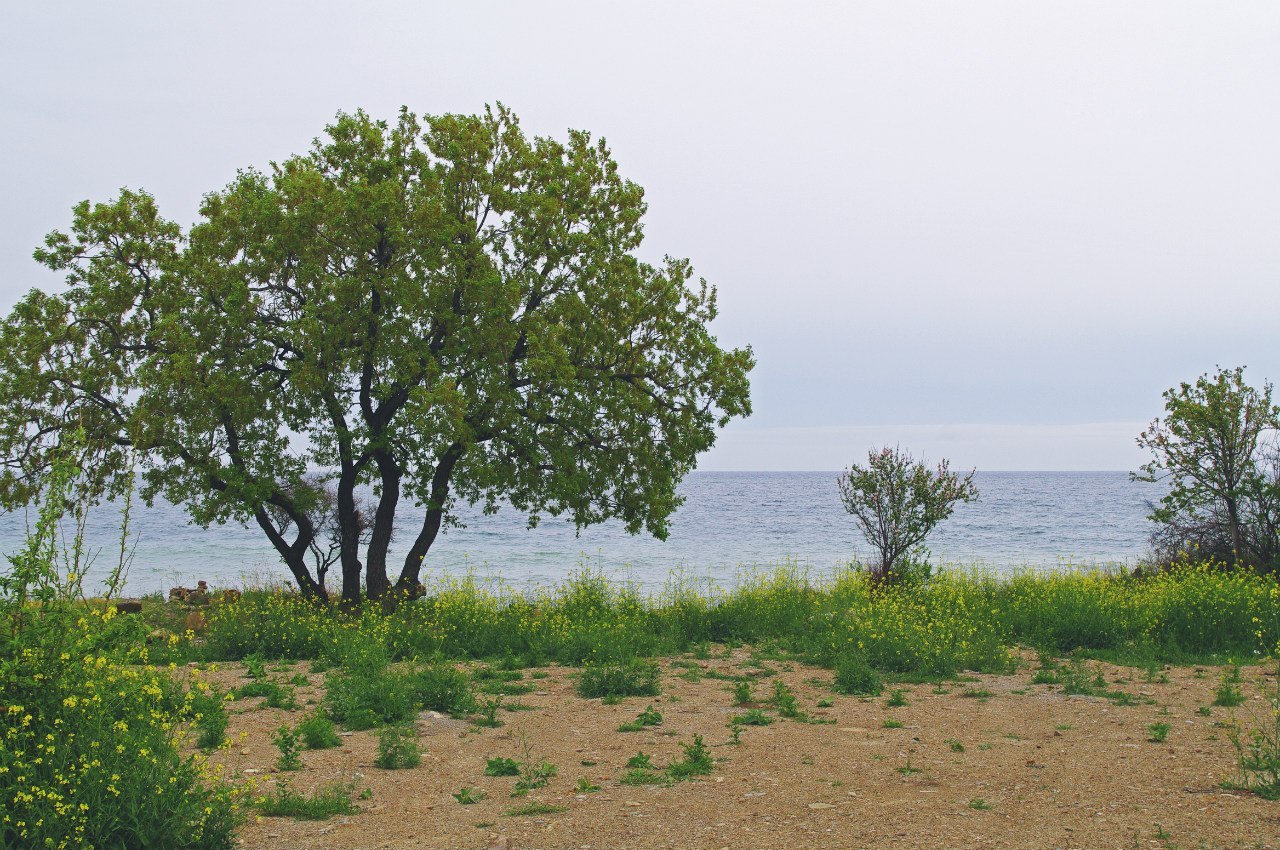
1135;366;1278;568
0;106;753;603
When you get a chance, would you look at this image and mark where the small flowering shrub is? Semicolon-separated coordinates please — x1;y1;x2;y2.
0;444;241;849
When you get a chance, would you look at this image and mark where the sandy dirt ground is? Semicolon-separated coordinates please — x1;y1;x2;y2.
198;650;1280;850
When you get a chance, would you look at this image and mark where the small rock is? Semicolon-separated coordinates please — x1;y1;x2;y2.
808;802;835;810
488;835;512;850
625;801;643;807
239;749;251;756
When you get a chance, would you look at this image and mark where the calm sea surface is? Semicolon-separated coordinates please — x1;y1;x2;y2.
0;471;1162;595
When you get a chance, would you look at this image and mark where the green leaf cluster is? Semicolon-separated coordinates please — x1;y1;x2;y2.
0;104;753;603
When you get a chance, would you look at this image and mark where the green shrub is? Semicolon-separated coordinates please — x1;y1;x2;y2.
1224;663;1280;799
833;655;883;696
296;712;341;749
667;734;714;779
412;663;477;715
374;725;421;769
272;725;302;771
771;681;800;717
452;787;486;804
484;757;520;777
575;659;661;698
323;640;416;729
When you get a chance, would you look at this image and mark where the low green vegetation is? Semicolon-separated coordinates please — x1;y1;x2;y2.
732;708;774;726
234;680;298;710
667;734;715;779
172;562;1279;692
295;712;342;749
453;787;486;805
504;802;567;817
575;658;661;699
484;757;521;777
617;704;664;732
374;725;422;770
272;725;303;771
191;684;230;750
1224;663;1280;799
0;445;241;850
256;780;359;820
1215;667;1246;707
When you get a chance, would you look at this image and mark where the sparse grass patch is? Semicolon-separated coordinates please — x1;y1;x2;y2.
1223;662;1280;800
504;802;567;816
453;787;486;804
512;739;556;796
770;681;801;718
617;704;663;732
234;680;298;710
620;768;669;786
1215;667;1246;707
190;684;230;750
484;757;520;777
473;696;504;728
575;659;661;699
732;708;774;726
256;779;359;820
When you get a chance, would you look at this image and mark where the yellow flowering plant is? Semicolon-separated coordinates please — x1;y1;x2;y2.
0;436;242;849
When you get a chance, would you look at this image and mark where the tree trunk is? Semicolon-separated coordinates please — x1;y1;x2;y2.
364;450;401;600
1226;497;1243;566
396;443;465;593
336;463;364;604
252;508;327;602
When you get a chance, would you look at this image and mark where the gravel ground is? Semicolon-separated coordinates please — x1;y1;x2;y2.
199;650;1280;850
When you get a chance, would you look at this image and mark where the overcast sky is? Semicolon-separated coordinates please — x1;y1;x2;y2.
2;2;1277;471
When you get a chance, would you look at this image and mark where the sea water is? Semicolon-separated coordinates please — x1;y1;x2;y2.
0;471;1162;595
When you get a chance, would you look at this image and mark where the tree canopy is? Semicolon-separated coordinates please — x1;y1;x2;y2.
837;446;977;582
1135;366;1279;570
0;105;754;603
